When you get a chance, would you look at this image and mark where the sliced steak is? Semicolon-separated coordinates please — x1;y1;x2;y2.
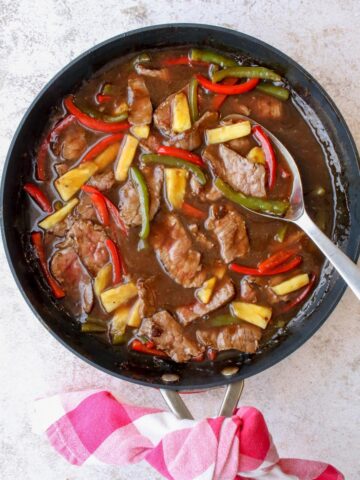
60;125;87;161
150;213;205;288
190;177;223;202
74;194;97;222
88;171;115;191
169;111;219;151
240;277;258;303
205;204;249;263
137;277;157;318
188;224;214;250
176;278;235;325
203;143;266;198
139;134;162;153
54;162;69;177
138;311;204;362
134;64;170;81
50;247;93;314
127;74;153;126
119;165;163;227
68;220;109;276
196;323;261;354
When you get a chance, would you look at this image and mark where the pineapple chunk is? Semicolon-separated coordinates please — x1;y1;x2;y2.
130;125;150;139
206;121;251;145
231;301;272;329
114;134;139;181
196;276;217;304
94;142;121;171
100;282;138;313
272;273;309;296
94;263;112;297
111;304;130;336
212;263;227;280
55;162;98;201
165;168;188;209
127;298;141;327
172;92;192;133
113;102;128;115
247;146;266;164
38;198;79;230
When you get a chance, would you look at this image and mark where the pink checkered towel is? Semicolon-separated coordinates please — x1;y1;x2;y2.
32;389;343;480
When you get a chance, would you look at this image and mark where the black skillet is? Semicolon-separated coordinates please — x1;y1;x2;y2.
1;25;359;402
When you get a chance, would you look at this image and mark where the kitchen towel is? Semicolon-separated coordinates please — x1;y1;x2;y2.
33;389;343;480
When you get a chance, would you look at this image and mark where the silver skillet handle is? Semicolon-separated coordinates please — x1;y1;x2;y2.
160;380;244;420
297;211;360;300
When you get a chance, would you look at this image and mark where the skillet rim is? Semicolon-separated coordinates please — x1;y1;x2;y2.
1;23;359;391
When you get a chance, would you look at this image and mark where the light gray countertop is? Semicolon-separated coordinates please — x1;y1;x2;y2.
1;1;359;479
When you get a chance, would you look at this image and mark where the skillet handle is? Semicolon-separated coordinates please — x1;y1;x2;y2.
160;380;244;420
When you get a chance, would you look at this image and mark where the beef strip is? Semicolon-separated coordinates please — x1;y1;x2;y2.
190;176;223;202
67;220;109;276
127;74;153;126
119;165;163;227
139;134;162;153
150;213;205;288
188;224;214;250
154;84;218;148
176;278;235;325
240;277;258;303
203;143;266;198
50;247;93;314
138;311;204;362
205;204;249;263
74;194;97;222
137;277;157;317
88;171;115;191
134;64;170;81
56;125;87;161
54;162;69;177
196;323;261;354
251;95;284;120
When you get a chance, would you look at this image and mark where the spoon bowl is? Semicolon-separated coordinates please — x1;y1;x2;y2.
236;115;360;299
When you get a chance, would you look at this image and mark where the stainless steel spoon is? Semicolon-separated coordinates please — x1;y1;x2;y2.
236;115;360;300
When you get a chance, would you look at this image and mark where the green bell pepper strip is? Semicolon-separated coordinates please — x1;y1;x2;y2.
214;178;289;216
189;48;238;68
256;83;290;101
209;314;240;327
130;167;150;239
211;66;281;83
81;322;107;333
188;77;199;122
142;154;207;186
78;102;128;123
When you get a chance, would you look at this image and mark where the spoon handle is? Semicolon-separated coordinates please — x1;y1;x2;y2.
297;211;360;300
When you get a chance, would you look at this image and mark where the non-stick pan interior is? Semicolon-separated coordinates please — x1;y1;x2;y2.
1;25;359;390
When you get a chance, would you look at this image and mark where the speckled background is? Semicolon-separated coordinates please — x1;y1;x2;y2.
1;1;359;479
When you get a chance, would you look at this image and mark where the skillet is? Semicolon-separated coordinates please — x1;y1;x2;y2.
1;24;359;394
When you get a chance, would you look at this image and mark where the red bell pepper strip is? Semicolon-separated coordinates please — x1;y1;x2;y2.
82;185;128;236
36;114;76;181
196;74;259;95
257;247;299;273
279;273;317;313
252;125;277;190
80;133;124;163
229;255;302;276
161;56;209;67
31;232;65;299
211;77;238;110
91;192;110;226
157;146;204;167
131;339;168;357
96;93;112;104
24;183;52;213
105;238;123;284
181;202;206;219
207;349;218;361
64;96;130;133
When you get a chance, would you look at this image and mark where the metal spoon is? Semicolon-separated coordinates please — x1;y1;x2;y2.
236;115;360;300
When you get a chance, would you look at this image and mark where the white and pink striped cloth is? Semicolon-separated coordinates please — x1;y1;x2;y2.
33;389;343;480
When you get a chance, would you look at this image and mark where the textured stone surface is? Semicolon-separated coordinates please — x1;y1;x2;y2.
0;1;359;479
